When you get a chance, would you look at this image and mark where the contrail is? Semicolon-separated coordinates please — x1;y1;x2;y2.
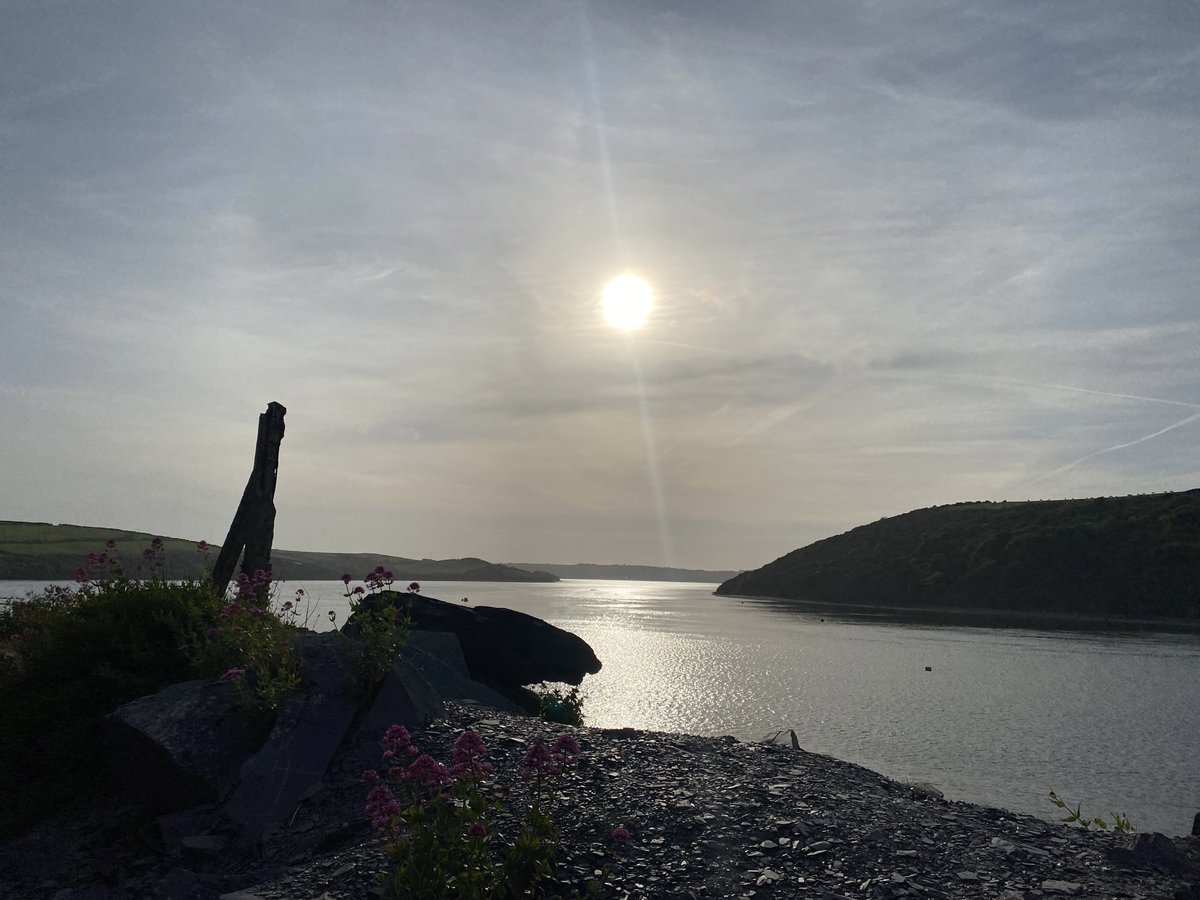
964;374;1200;411
1021;410;1200;489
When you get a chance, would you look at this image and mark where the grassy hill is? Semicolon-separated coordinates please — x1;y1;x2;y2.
716;489;1200;621
0;521;557;583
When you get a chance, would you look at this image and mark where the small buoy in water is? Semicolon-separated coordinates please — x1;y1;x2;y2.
925;666;932;671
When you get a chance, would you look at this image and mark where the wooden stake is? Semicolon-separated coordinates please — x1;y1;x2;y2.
211;402;287;597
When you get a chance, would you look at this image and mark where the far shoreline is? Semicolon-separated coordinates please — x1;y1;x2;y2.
718;591;1200;635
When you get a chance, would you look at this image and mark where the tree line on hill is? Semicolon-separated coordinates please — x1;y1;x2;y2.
717;489;1200;622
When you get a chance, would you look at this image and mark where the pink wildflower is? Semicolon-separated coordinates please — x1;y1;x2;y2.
74;568;89;582
452;730;487;765
407;582;421;593
406;754;451;791
341;573;352;585
106;539;117;550
466;822;486;839
220;667;248;683
553;734;581;758
522;743;558;777
197;540;209;552
365;783;400;831
611;826;630;843
361;769;380;785
383;724;413;755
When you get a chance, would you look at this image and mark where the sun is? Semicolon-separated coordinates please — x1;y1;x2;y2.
601;274;654;330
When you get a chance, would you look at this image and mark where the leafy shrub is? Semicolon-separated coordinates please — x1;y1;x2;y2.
183;566;301;737
0;576;224;833
0;539;300;835
533;684;585;727
336;568;413;694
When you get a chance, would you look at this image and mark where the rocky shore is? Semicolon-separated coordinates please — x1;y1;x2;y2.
3;700;1197;899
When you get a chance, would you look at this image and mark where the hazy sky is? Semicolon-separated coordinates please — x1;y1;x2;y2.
3;2;1199;570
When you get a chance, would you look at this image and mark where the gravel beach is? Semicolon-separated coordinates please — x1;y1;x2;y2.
2;702;1197;899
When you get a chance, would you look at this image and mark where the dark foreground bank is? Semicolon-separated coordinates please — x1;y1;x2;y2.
2;701;1197;900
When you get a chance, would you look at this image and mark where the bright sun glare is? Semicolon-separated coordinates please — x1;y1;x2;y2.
602;274;654;330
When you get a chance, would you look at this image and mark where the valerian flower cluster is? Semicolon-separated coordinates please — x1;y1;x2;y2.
362;724;584;899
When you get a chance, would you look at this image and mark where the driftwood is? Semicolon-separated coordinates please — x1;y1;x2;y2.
211;402;287;597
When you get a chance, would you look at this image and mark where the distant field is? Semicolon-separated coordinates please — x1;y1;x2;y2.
0;521;556;583
0;521;201;557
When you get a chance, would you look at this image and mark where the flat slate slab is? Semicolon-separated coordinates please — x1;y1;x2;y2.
224;632;359;844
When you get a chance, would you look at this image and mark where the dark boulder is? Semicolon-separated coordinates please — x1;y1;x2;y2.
400;631;523;714
1106;832;1198;876
354;592;602;692
106;679;256;813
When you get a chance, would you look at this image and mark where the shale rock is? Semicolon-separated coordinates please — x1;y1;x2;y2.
353;591;602;691
106;679;255;812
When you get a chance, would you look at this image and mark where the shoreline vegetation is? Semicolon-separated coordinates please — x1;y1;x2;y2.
718;488;1200;627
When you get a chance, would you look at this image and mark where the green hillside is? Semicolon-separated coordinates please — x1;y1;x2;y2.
0;521;556;583
716;490;1200;621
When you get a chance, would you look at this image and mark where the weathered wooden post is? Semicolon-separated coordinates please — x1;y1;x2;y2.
211;401;287;597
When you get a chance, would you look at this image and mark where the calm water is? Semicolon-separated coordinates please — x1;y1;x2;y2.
4;579;1198;835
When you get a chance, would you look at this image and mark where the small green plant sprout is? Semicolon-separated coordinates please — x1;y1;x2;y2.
1048;791;1136;834
533;683;585;727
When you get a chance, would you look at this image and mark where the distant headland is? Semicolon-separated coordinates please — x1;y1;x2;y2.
717;489;1200;624
0;521;557;583
508;562;740;583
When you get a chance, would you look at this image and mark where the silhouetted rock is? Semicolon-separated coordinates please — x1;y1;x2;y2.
1107;833;1198;876
355;591;602;691
401;631;523;714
